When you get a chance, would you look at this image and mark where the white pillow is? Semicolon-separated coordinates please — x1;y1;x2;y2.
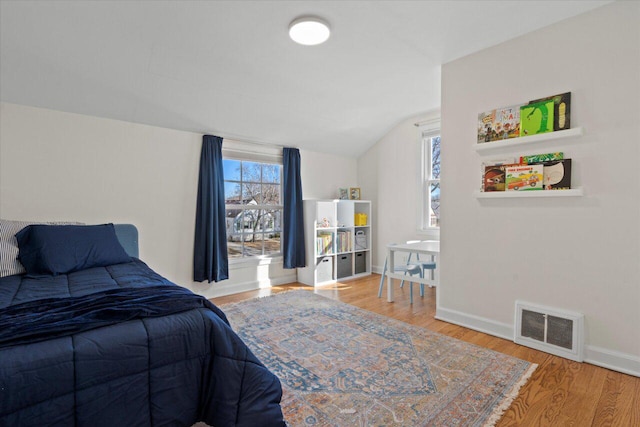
0;219;83;277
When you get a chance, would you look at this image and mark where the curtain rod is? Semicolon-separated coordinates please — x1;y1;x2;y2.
414;117;440;127
204;130;285;150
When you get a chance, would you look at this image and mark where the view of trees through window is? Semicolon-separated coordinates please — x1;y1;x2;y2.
425;134;441;228
223;159;282;258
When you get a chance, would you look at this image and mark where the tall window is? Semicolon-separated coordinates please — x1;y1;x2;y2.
421;129;441;231
223;159;282;259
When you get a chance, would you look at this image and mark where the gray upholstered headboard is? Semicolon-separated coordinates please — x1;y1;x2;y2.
113;224;139;258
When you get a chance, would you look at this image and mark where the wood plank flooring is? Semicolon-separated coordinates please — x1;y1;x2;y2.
211;275;640;427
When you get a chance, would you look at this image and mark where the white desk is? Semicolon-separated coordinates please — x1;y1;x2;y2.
386;240;440;302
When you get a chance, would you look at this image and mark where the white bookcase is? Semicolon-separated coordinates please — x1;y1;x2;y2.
297;199;372;286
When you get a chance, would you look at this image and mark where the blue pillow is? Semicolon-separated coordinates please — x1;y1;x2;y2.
16;224;132;275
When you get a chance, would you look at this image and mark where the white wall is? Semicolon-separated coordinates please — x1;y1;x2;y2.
357;111;440;273
300;149;358;200
0;102;357;297
440;2;639;375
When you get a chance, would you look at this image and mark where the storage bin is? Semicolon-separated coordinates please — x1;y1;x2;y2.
354;230;367;250
316;256;333;282
354;213;368;226
354;251;366;274
336;253;353;279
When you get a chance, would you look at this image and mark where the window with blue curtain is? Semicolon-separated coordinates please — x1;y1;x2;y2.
193;135;228;283
282;147;306;269
223;159;283;259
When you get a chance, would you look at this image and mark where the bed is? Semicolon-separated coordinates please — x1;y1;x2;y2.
0;222;285;427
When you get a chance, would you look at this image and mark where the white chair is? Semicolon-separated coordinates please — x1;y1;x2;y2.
378;243;423;303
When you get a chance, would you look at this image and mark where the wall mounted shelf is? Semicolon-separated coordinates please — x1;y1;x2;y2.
475;188;583;198
475;127;584;153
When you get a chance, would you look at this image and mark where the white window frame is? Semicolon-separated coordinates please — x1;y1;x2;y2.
418;120;441;236
222;140;284;263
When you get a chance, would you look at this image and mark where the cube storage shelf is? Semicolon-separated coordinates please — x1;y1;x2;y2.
297;199;372;286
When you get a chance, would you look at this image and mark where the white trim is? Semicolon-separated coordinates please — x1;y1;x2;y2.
228;255;283;268
418;126;441;233
435;306;639;377
194;271;297;299
222;139;283;163
416;117;441;131
435;306;513;340
224;155;284;259
584;345;640;378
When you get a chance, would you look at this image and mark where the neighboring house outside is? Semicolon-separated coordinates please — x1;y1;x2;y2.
225;195;280;242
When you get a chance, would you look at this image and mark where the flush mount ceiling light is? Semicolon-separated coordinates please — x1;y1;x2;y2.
289;16;330;46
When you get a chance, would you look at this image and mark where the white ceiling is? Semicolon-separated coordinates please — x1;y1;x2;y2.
0;1;611;158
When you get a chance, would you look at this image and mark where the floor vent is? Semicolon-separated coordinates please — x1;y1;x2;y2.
514;301;584;362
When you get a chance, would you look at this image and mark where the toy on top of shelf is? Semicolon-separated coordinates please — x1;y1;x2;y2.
354;213;368;226
338;188;349;200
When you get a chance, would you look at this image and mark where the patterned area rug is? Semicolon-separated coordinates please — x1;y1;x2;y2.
222;291;536;426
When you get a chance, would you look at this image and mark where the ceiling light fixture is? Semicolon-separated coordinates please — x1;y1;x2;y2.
289;16;330;46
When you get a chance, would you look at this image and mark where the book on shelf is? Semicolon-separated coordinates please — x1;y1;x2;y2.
505;164;544;191
336;230;351;253
520;99;555;137
542;159;572;190
481;157;515;192
520;152;564;164
528;92;571;131
316;233;333;255
478;104;522;143
484;165;508;192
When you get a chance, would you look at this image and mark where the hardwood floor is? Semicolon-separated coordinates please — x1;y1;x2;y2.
211;275;640;427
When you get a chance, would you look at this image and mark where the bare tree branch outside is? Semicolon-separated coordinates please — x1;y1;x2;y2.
430;136;441;226
224;160;282;258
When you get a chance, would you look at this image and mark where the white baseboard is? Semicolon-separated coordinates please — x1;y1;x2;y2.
584;345;640;377
436;306;639;377
435;306;513;340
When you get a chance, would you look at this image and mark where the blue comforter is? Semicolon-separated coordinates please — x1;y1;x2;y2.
0;259;285;427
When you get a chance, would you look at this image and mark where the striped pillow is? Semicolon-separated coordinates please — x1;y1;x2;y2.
0;219;83;277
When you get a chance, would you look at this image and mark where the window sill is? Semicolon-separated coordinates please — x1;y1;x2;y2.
228;255;283;269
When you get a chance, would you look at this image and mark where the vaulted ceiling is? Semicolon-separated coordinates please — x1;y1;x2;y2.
0;1;611;157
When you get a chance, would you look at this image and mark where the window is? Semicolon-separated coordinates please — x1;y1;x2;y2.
223;159;282;259
421;128;441;231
